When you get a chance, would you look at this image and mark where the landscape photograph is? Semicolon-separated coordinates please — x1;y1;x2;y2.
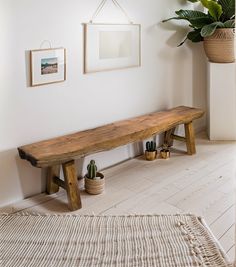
41;57;58;75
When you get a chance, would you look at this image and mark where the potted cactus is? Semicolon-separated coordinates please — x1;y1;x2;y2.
145;141;157;161
160;143;170;159
84;160;105;195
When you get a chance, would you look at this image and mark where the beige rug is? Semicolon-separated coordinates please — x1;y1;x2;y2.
0;214;232;267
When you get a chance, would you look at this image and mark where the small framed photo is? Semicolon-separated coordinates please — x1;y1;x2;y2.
30;48;66;86
83;23;141;74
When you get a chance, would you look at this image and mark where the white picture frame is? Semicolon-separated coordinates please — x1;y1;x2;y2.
83;23;141;74
30;48;66;87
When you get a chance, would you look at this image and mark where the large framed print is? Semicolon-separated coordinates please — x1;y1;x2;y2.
83;23;141;73
30;48;66;87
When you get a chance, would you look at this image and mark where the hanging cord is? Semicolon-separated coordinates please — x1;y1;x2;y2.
39;40;52;49
111;0;133;24
90;0;133;24
90;0;107;23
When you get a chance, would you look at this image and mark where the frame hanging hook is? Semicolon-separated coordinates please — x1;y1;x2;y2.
40;40;52;49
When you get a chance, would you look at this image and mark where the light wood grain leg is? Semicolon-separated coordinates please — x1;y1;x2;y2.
164;128;175;147
184;122;196;155
46;165;60;194
62;160;82;211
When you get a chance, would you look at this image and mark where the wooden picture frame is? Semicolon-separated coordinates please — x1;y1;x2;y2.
83;23;141;74
30;48;66;87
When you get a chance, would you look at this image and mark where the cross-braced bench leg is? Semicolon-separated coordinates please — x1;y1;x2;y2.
164;128;175;147
184;121;196;155
62;160;82;211
46;165;60;194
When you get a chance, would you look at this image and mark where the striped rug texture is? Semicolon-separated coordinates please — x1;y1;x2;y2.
0;214;232;267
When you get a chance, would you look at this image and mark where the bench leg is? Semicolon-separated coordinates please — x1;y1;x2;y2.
164;128;175;147
62;160;82;211
184;122;196;155
46;165;60;194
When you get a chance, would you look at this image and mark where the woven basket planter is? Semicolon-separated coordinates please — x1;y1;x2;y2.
84;172;105;195
203;28;235;63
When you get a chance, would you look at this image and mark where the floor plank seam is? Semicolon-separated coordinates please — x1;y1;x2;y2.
227;245;235;254
210;204;235;226
164;166;232;204
218;223;235;240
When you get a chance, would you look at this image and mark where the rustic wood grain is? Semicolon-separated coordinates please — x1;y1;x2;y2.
185;122;196;155
46;165;60;194
164;128;175;147
18;106;204;168
62;160;82;211
171;134;186;142
53;176;66;190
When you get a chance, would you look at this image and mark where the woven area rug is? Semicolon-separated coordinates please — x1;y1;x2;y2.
0;214;232;267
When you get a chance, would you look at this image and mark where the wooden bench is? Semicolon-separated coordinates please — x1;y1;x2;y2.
18;106;204;211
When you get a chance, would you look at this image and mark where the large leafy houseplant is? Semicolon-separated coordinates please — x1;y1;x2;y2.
163;0;235;62
163;0;235;45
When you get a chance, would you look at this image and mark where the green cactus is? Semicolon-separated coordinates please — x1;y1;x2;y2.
146;141;156;152
151;141;156;151
146;141;150;151
87;160;97;179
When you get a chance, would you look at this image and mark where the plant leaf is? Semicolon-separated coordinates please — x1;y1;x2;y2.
176;9;209;19
200;0;223;20
178;29;203;47
162;10;208;23
224;19;235;28
218;0;235;20
201;21;224;37
187;29;203;42
187;0;200;2
177;38;188;47
189;16;214;28
162;17;185;23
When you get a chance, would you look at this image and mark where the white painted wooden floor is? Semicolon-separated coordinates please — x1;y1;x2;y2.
1;132;235;262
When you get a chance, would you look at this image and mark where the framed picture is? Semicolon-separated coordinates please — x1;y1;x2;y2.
30;48;66;86
83;23;141;74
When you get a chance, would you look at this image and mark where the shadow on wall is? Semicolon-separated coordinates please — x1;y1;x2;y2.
191;43;207;130
191;2;207;130
0;148;43;207
159;21;189;49
76;142;144;179
158;20;193;109
157;5;207;131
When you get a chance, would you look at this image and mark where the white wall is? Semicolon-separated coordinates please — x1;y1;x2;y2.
0;0;207;207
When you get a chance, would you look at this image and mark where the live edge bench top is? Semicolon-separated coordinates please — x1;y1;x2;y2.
18;106;204;168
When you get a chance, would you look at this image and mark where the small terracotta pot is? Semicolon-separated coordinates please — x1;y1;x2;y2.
145;150;157;161
160;149;170;159
84;172;105;195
